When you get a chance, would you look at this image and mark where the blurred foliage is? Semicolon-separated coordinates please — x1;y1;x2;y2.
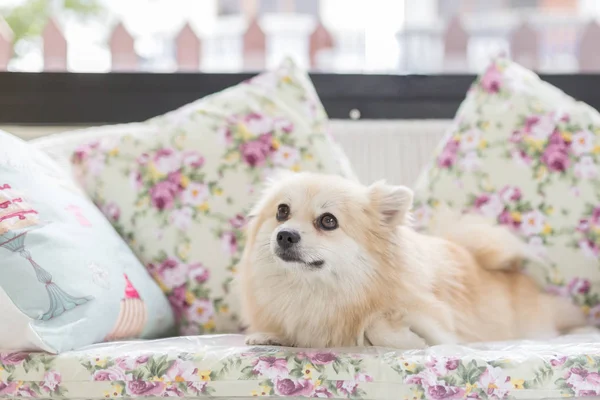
1;0;104;54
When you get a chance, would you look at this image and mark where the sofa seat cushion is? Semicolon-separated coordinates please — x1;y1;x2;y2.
2;333;600;399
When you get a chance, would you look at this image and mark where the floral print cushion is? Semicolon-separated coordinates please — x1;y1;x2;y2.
2;333;600;399
413;58;600;323
71;59;355;336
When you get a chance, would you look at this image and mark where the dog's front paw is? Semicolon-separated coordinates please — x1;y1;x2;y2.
366;323;429;350
385;332;428;350
245;333;291;347
408;335;428;349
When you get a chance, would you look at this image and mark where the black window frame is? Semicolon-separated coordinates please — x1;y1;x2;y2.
1;72;599;124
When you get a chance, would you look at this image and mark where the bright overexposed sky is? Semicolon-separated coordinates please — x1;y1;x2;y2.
1;0;406;72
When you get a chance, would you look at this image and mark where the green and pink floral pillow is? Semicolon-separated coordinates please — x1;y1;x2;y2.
413;58;600;323
70;59;356;335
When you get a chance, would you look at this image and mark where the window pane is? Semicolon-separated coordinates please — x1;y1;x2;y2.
295;0;320;16
0;0;595;74
401;0;583;74
258;0;280;14
510;0;539;8
218;0;242;15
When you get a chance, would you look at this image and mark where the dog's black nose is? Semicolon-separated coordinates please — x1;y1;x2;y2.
277;229;301;249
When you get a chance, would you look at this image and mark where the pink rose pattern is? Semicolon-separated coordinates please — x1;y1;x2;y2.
573;205;600;260
77;350;374;398
0;352;66;397
5;348;600;399
414;58;600;324
89;144;226;334
396;354;600;400
79;355;213;397
227;350;374;398
70;61;350;336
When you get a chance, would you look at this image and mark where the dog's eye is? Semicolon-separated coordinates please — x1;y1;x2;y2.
276;204;290;221
318;213;338;231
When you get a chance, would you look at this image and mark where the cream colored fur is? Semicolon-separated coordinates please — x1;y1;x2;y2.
239;172;586;349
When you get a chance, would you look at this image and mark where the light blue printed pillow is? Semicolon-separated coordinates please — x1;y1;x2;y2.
0;130;174;353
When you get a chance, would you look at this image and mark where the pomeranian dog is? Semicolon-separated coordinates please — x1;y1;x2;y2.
238;172;585;349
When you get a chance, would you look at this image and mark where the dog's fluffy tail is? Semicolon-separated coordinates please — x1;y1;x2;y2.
430;206;545;271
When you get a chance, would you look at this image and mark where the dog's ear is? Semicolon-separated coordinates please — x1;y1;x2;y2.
368;181;413;226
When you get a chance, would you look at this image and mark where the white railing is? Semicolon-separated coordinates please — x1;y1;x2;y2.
398;13;597;73
0;15;339;73
2;13;600;74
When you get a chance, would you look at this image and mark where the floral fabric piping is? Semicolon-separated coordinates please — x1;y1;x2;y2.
2;334;600;399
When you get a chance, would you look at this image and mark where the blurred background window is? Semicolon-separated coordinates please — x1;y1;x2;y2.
295;0;320;16
218;0;242;16
258;0;279;14
0;0;598;74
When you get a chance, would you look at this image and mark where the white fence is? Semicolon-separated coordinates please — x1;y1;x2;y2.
3;13;600;73
399;14;600;73
0;15;337;72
